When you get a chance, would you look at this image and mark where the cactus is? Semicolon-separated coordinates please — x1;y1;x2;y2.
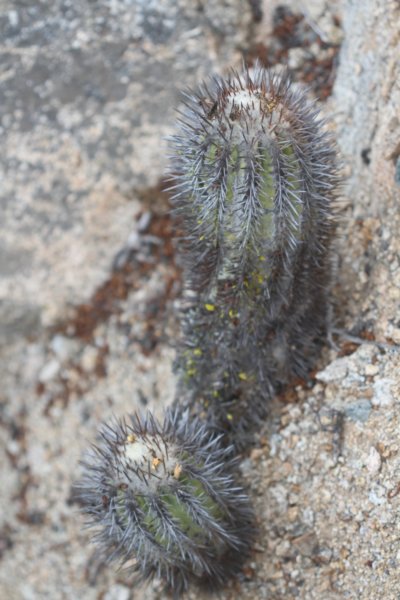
76;64;339;594
76;409;254;595
169;65;338;440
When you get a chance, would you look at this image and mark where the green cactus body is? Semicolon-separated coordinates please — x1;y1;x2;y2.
170;66;338;442
76;410;254;594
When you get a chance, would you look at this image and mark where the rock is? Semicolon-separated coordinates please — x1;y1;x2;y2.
365;446;382;475
38;359;60;383
316;357;349;383
0;0;253;329
50;335;79;363
372;378;395;407
365;364;379;376
81;346;98;373
103;585;131;600
344;399;372;423
292;532;318;558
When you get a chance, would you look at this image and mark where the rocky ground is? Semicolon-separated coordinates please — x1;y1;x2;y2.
1;0;399;599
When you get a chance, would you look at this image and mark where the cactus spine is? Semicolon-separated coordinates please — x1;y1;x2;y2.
170;66;338;439
76;409;254;594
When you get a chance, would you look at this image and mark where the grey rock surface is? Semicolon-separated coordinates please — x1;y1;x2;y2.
0;0;253;332
1;0;400;599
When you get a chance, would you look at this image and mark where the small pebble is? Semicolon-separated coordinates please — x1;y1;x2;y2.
366;446;382;475
8;10;19;27
372;378;395;407
127;231;141;250
275;539;291;558
38;359;60;383
287;506;299;522
137;211;152;232
345;399;372;423
103;585;131;600
316;358;348;383
387;325;400;344
365;364;379;376
81;346;98;372
6;440;20;456
250;448;264;461
51;335;79;363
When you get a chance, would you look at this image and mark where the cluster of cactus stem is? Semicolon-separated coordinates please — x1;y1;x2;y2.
77;65;337;594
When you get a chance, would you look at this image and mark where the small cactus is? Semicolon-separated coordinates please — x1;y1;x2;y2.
76;409;254;595
170;65;338;439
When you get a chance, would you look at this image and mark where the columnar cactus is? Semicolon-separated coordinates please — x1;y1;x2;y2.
76;409;254;594
170;65;338;439
77;65;339;594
